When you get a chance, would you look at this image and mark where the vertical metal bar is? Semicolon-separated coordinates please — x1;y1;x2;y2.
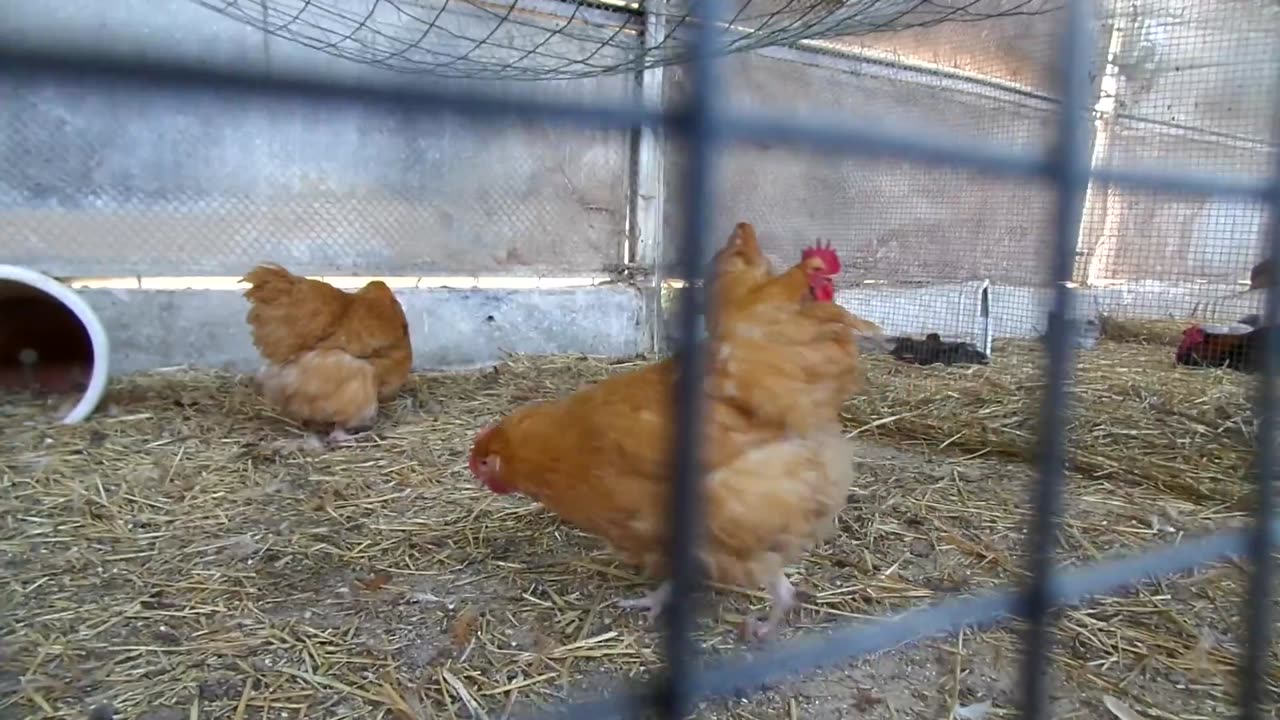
1074;15;1121;287
661;0;723;716
1238;91;1280;720
1018;0;1094;717
633;0;668;355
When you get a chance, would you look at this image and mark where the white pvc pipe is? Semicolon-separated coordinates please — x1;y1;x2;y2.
0;264;110;424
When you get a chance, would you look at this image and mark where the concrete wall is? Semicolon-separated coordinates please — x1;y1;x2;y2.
85;286;647;374
0;0;636;277
817;0;1068;90
3;0;1274;371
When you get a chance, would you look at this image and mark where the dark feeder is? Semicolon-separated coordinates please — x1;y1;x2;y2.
0;265;109;423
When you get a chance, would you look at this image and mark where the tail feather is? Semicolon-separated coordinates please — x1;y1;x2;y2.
242;263;349;364
242;263;305;305
729;222;760;253
846;314;882;337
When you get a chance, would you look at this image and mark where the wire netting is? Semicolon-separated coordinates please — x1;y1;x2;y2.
193;0;1064;81
661;46;1059;345
1079;0;1280;326
0;0;638;278
3;0;1280;718
660;0;1278;353
0;77;632;277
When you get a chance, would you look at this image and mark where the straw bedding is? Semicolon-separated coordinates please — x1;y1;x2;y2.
2;338;1276;719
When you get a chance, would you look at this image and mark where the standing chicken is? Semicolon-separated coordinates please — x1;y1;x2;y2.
707;222;841;336
242;264;413;443
469;225;872;640
708;222;880;432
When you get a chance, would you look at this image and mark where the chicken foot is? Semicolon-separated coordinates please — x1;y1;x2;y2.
270;427;364;454
326;428;360;445
326;421;377;446
741;572;796;642
615;581;671;624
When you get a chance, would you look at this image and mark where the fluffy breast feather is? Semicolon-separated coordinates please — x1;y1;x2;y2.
258;349;379;428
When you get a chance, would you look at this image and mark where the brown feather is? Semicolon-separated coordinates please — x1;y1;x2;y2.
241;264;413;428
469;222;870;602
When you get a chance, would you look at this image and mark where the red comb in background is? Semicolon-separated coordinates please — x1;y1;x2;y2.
801;239;841;275
1175;324;1204;352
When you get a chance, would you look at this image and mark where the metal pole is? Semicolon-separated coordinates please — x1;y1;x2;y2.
1237;79;1280;720
660;0;723;716
1018;0;1095;717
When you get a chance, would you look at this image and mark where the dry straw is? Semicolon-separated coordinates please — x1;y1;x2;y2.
2;339;1274;718
1097;316;1195;347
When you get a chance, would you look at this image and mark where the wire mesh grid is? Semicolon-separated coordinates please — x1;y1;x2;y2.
0;70;633;278
192;0;1064;81
659;44;1061;349
1075;0;1280;327
1;0;1278;717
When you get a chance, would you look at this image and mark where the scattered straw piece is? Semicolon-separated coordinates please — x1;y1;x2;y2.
2;350;1272;718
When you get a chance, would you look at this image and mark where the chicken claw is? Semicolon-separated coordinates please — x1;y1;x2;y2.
741;573;797;642
326;428;359;445
615;581;671;624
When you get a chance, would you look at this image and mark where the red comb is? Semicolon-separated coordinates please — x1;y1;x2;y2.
1176;324;1204;353
801;239;841;275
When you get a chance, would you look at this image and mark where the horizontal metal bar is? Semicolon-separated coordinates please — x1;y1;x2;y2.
538;522;1275;720
726;112;1051;177
1091;165;1272;201
0;43;1272;201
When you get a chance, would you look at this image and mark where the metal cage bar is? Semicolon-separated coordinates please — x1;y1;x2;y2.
1;1;1276;717
1239;91;1280;720
546;522;1277;719
661;0;723;715
1018;1;1096;716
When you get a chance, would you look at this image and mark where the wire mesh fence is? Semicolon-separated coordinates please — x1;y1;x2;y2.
193;0;1064;81
0;2;636;279
0;83;632;278
1;0;1279;718
660;44;1060;348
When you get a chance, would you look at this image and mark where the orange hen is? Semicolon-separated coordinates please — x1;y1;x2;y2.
469;224;874;640
708;222;881;432
242;264;413;443
708;222;843;335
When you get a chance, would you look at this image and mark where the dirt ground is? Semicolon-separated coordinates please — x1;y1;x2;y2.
0;355;1270;719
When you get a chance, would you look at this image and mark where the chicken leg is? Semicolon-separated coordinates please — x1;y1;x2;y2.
741;572;796;642
615;581;671;624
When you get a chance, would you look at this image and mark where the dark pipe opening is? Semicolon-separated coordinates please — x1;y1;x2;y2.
0;284;95;395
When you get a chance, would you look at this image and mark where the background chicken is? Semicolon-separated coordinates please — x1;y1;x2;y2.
669;223;844;345
469;224;872;640
889;332;990;366
1175;322;1272;373
1250;258;1272;291
242;264;413;443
